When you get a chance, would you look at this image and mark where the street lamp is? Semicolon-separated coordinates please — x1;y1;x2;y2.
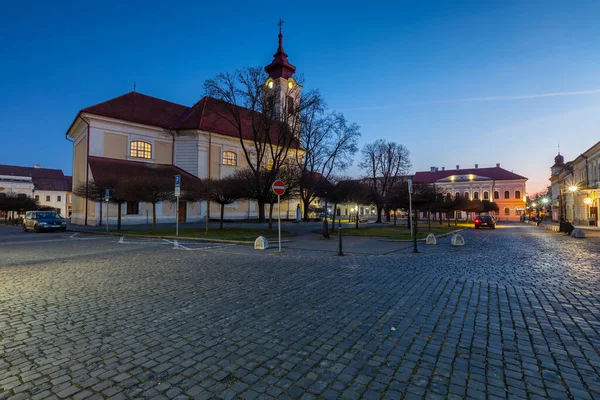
568;185;578;222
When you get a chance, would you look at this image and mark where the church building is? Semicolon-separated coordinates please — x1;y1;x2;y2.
66;29;302;226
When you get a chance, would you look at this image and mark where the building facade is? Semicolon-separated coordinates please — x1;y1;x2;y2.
549;141;600;226
0;164;72;217
414;164;528;221
67;31;303;226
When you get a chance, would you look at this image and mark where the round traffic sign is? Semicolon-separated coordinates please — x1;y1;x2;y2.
272;180;286;195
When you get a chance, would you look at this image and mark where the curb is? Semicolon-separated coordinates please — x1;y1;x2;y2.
69;229;257;245
377;227;470;242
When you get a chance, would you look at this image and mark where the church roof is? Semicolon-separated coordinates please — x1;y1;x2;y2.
264;29;296;79
413;166;527;183
78;92;301;149
88;156;200;186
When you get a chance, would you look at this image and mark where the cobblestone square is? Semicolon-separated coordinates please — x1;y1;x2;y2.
0;224;599;399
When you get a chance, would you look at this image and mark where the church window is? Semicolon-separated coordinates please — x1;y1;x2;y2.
504;190;510;199
222;151;237;166
126;201;139;215
494;191;499;199
130;141;152;159
515;190;521;200
483;191;489;200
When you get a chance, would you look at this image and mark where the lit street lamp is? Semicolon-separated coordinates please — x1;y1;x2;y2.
568;185;578;222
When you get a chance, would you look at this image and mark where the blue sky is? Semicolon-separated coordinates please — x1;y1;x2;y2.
1;0;599;194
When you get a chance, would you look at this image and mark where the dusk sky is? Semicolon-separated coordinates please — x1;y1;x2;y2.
1;1;599;194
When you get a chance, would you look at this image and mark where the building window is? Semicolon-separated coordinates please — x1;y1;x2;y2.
483;191;489;200
515;190;521;200
267;159;274;170
45;195;50;202
35;195;39;201
504;190;510;199
57;196;62;202
504;207;510;216
494;191;499;199
126;201;139;215
473;191;479;200
446;193;451;201
222;151;237;166
455;192;460;199
130;141;152;159
287;96;294;114
464;192;470;200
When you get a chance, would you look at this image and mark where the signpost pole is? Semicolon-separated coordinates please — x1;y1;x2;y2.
105;189;109;232
278;194;281;253
408;178;418;253
175;175;181;237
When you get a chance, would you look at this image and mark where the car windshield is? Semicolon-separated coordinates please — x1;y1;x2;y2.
36;212;60;219
479;216;492;221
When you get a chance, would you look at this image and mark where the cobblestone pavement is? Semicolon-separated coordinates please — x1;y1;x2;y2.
0;224;599;399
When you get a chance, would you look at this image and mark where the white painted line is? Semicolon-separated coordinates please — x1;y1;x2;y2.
69;232;79;238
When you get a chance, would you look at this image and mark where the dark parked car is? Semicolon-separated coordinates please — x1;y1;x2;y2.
23;211;67;232
474;215;496;229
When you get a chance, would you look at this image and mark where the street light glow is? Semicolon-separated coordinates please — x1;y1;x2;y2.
569;185;578;192
542;198;549;204
531;202;537;207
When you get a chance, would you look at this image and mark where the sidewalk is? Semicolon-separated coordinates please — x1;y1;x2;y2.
527;220;600;237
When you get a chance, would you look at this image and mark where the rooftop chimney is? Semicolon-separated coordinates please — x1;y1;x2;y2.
456;165;460;170
475;164;478;169
496;163;500;168
430;166;436;173
33;164;40;169
441;167;445;171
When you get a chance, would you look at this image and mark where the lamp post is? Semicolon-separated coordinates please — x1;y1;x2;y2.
542;197;549;222
522;195;527;222
568;185;578;223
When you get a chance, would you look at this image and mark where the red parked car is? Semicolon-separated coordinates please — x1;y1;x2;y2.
474;215;496;229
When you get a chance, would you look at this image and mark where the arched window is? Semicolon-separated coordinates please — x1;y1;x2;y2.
494;191;499;199
455;192;460;199
222;151;237;166
130;141;152;159
504;207;510;216
446;193;451;201
504;190;510;199
464;192;470;200
483;191;489;200
515;190;521;200
473;191;479;200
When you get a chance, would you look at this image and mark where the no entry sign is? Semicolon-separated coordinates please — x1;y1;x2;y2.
272;180;286;196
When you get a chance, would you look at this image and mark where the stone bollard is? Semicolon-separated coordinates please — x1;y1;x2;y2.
426;233;437;245
571;229;586;239
254;236;269;250
451;234;465;246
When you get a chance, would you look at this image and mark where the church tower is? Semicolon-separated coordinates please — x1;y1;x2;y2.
263;21;302;128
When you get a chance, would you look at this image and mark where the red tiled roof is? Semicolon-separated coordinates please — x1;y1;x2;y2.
88;156;200;187
0;164;72;191
82;92;189;129
413;167;527;183
80;92;300;149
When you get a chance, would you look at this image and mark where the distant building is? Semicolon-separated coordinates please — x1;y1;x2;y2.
0;164;72;217
413;164;527;221
549;141;600;226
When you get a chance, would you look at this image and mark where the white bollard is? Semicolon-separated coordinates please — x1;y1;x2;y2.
254;236;269;250
571;229;586;238
425;233;437;245
118;236;125;244
173;239;179;249
451;234;465;246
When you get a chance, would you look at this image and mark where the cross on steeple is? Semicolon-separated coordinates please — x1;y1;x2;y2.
278;19;284;35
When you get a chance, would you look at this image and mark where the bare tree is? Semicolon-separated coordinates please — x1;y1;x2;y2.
203;176;245;230
359;139;411;223
295;102;360;220
129;177;174;231
204;67;320;222
72;181;105;224
335;179;373;229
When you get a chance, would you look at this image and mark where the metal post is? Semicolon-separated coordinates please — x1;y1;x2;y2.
413;208;419;253
176;195;179;237
337;220;343;256
106;202;109;232
277;194;281;253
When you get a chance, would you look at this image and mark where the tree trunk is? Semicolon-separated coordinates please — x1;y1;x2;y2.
331;203;337;232
455;211;458;226
303;199;310;221
394;210;397;227
99;201;103;225
220;203;225;229
117;202;122;231
428;207;431;231
376;206;383;223
447;212;451;227
268;203;274;230
257;200;265;223
356;208;359;229
439;211;443;225
385;209;391;222
152;202;157;231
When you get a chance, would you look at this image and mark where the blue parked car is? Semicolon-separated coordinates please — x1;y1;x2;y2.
22;211;67;233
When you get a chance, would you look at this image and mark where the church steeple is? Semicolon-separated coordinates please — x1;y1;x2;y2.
265;20;296;79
